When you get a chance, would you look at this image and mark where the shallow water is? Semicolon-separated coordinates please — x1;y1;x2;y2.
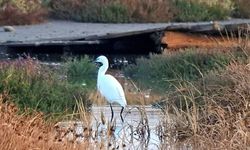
92;105;162;125
56;105;163;149
91;105;163;149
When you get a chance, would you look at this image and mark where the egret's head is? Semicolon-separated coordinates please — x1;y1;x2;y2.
95;55;109;67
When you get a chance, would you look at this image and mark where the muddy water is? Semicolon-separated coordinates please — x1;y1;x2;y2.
91;105;163;149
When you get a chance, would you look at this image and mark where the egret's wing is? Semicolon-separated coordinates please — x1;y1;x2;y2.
102;75;125;98
114;86;127;107
98;74;126;106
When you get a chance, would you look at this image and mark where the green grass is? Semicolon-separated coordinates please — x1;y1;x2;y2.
0;57;97;115
124;49;248;94
173;0;232;22
49;0;130;23
48;0;174;23
64;56;97;89
47;0;236;23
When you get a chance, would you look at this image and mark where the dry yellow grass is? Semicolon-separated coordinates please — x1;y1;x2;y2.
0;93;88;150
161;60;250;149
0;92;134;150
120;0;175;22
0;0;47;25
236;0;250;18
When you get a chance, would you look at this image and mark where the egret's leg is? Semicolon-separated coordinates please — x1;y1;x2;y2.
110;103;114;122
120;107;124;122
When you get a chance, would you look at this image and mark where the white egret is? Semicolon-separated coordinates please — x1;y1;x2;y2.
95;55;127;122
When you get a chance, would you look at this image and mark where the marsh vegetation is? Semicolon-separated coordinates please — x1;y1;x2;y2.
0;0;250;25
0;31;249;149
0;0;250;149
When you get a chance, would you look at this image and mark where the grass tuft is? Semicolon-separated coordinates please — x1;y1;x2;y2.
64;56;97;89
0;0;47;25
0;58;92;115
173;0;233;22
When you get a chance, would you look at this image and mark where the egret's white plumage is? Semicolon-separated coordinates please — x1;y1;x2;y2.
95;55;127;122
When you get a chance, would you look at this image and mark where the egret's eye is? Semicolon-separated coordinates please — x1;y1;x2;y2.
95;62;103;67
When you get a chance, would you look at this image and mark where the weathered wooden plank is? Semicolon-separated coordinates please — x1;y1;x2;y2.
2;40;103;47
167;19;250;33
84;27;166;40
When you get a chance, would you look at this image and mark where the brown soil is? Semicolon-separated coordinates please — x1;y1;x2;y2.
162;31;244;50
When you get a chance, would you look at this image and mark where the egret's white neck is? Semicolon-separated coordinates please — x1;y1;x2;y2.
98;61;109;77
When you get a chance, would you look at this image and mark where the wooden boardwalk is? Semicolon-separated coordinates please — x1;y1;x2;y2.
0;19;249;54
0;21;168;46
1;19;250;44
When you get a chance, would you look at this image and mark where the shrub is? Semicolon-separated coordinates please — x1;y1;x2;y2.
49;0;174;23
64;56;97;89
197;0;233;10
120;0;175;22
99;2;130;23
0;0;47;25
124;49;247;93
49;0;129;23
234;0;250;18
160;61;250;149
0;58;91;114
173;0;233;22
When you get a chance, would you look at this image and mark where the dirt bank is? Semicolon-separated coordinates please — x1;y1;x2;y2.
162;31;248;50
